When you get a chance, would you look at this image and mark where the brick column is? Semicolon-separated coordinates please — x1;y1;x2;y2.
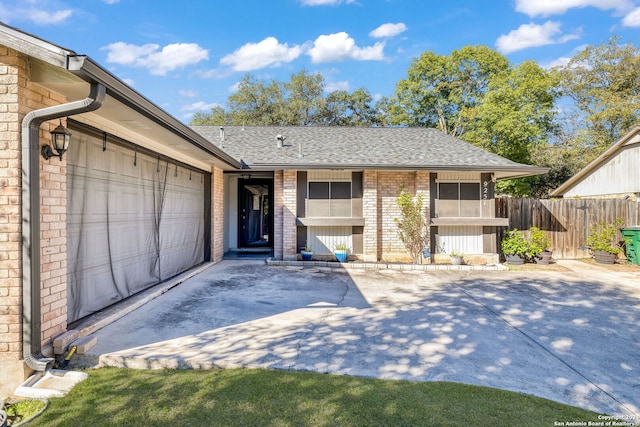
273;170;283;259
379;171;414;262
0;46;69;395
362;170;378;262
211;166;224;262
415;171;431;251
0;45;26;396
282;170;297;261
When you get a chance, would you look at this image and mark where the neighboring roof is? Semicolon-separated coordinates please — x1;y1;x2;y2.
192;125;549;179
0;22;241;171
550;125;640;197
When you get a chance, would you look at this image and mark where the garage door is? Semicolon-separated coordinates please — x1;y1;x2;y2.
66;124;208;322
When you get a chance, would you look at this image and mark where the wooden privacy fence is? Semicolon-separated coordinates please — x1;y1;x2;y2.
495;197;640;259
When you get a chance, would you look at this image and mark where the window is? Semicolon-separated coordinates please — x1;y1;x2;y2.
436;182;481;217
307;181;352;217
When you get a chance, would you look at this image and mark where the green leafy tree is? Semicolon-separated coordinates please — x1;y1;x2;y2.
191;106;229;125
557;36;640;151
464;61;559;196
190;70;385;127
226;74;287;125
321;88;382;126
283;69;326;125
390;45;510;136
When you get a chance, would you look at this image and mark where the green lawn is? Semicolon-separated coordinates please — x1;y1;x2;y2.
30;368;601;427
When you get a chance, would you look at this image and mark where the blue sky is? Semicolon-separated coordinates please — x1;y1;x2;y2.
2;0;640;123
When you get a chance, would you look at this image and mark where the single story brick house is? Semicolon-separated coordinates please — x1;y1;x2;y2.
191;126;547;262
0;23;547;395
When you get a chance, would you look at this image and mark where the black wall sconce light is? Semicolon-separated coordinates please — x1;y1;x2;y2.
41;120;72;161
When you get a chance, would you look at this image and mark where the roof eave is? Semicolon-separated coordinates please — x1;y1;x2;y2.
244;162;549;177
68;56;242;170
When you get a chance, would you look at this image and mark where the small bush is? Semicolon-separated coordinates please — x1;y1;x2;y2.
501;229;530;256
528;227;551;258
586;220;624;255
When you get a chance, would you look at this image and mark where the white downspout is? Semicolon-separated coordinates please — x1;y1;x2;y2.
21;82;106;370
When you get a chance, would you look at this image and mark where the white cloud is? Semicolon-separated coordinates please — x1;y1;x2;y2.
28;8;73;24
180;101;220;113
325;81;350;92
307;32;385;63
179;89;198;98
299;0;355;5
622;6;640;26
515;0;634;17
369;22;408;38
220;37;303;71
542;56;572;69
495;21;580;54
0;3;73;25
103;42;209;75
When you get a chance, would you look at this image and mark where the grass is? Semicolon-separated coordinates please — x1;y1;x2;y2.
30;368;602;427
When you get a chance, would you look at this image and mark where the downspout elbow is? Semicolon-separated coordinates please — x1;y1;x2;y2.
21;82;106;371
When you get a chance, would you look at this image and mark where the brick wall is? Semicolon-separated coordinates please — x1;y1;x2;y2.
0;46;24;379
362;170;378;261
364;171;431;262
282;170;297;260
211;166;224;262
273;170;283;259
1;46;70;394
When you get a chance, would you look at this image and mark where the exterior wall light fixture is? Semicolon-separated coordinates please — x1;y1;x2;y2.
41;119;72;161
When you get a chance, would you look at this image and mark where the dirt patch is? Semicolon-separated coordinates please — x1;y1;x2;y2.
505;263;571;272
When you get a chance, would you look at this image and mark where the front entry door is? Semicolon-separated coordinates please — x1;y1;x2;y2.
238;178;273;248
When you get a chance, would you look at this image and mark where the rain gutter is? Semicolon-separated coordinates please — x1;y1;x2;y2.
21;82;106;371
67;55;242;170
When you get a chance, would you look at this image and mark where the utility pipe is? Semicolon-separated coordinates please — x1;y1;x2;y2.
21;82;106;370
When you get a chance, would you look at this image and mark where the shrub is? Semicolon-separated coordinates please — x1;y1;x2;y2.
528;227;551;258
586;220;624;255
395;186;429;263
501;229;530;256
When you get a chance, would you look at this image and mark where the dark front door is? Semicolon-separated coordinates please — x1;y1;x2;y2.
238;178;273;248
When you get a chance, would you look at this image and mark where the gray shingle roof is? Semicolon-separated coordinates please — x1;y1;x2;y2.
191;125;547;176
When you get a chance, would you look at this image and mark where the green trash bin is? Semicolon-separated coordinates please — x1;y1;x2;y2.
620;226;640;265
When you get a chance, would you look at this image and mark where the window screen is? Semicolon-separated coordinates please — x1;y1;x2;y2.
460;183;480;200
307;181;352;217
309;182;329;199
331;182;351;199
437;182;481;218
439;183;459;200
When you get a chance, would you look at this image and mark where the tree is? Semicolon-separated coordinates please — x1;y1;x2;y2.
463;61;559;196
283;69;326;125
191;106;228;125
321;88;382;126
389;45;510;136
190;70;385;127
226;74;287;125
557;36;640;151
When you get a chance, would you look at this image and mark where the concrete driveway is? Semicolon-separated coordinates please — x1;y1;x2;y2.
75;260;640;418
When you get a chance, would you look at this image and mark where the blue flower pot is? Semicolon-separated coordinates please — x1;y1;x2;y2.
334;250;348;263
